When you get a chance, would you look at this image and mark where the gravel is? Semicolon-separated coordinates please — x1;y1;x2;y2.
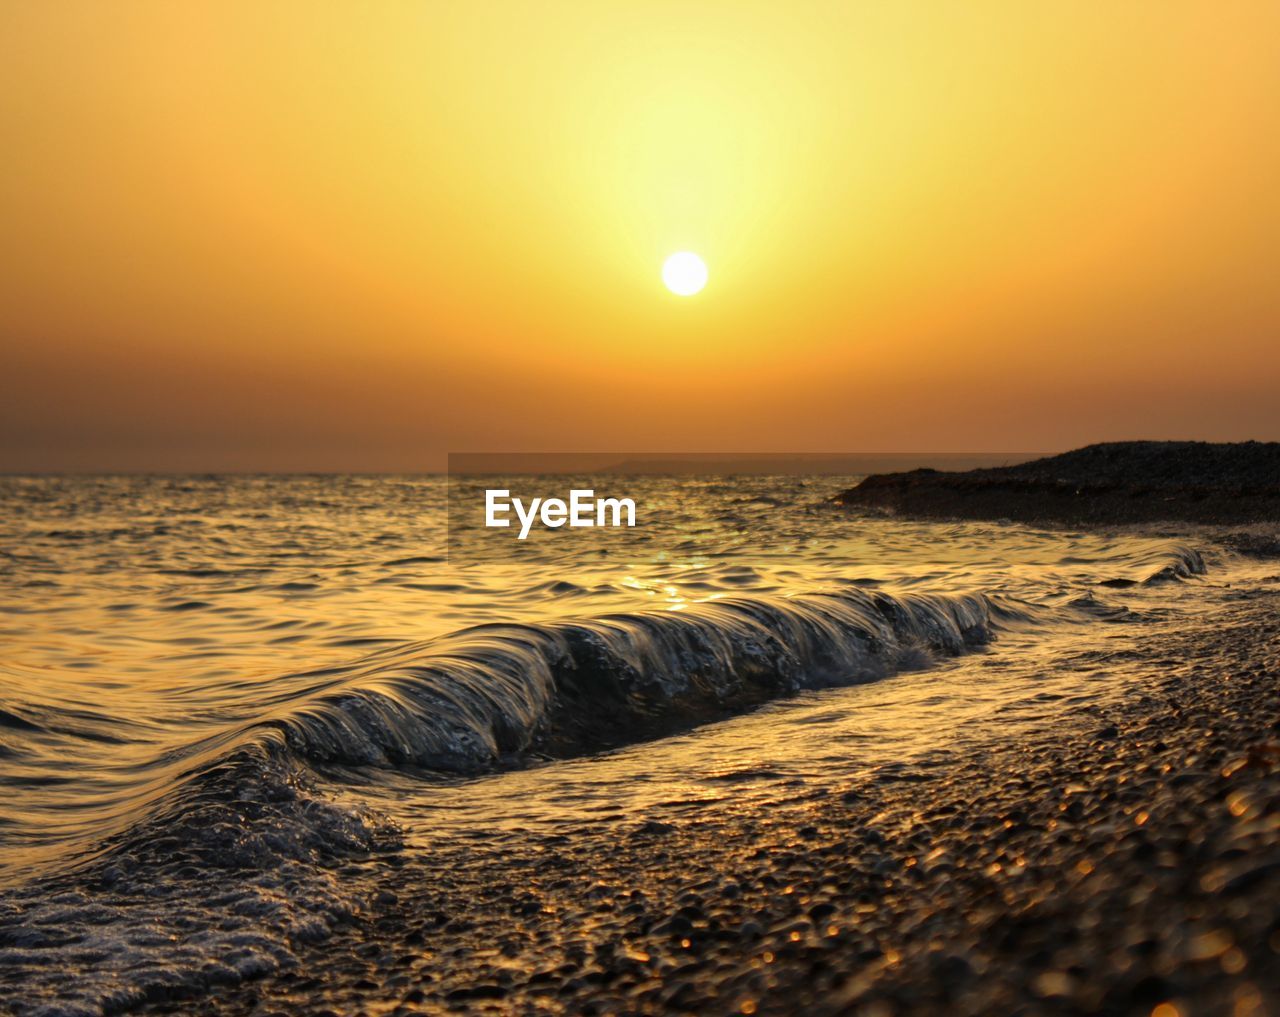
150;588;1280;1016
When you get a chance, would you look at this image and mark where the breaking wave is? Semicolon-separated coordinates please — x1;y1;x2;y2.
0;489;1214;1016
0;584;1023;1016
257;586;1008;773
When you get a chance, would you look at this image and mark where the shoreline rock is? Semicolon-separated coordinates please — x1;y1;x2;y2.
834;441;1280;525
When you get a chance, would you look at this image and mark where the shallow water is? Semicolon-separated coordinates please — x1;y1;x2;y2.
0;474;1250;1015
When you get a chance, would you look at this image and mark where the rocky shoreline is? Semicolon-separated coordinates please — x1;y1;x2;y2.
835;441;1280;525
148;584;1280;1016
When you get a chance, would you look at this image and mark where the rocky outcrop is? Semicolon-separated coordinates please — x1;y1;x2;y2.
834;441;1280;524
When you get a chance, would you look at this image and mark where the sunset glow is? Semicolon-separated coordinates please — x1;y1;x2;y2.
1;6;1278;1010
1;1;1278;469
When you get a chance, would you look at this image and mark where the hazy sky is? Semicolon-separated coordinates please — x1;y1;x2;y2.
2;1;1278;471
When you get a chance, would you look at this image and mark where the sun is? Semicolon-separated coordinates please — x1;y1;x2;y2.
662;251;708;296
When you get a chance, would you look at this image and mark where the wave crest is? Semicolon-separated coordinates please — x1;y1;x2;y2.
259;587;1009;773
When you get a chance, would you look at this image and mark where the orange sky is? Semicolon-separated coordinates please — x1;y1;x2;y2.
2;1;1278;471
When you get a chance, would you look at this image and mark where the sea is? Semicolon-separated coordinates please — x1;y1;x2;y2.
0;474;1256;1014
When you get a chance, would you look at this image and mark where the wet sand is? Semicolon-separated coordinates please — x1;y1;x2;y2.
152;586;1280;1016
